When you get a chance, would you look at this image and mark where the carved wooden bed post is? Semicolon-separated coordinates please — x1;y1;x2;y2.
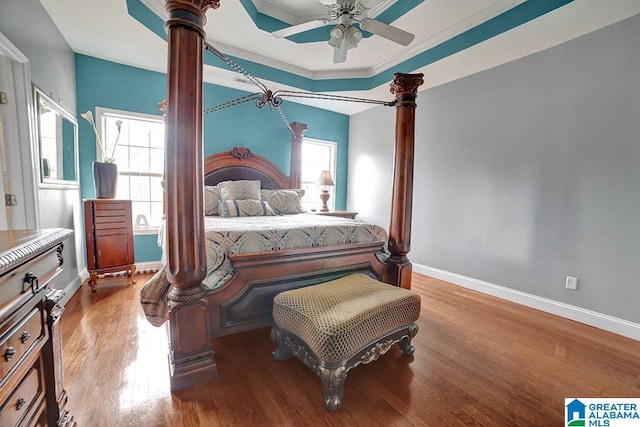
386;73;424;289
164;0;220;390
289;122;307;188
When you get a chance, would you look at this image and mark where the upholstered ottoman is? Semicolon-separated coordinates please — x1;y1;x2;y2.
271;273;421;412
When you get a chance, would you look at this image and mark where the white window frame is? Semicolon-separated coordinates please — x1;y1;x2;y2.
300;138;337;212
96;107;164;235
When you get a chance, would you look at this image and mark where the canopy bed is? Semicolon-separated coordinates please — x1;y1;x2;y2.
152;0;424;391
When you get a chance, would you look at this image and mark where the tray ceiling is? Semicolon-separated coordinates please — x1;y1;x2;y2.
39;0;640;114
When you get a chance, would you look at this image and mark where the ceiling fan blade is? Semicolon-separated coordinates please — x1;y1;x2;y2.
358;0;386;9
359;19;415;46
271;19;328;38
333;42;347;63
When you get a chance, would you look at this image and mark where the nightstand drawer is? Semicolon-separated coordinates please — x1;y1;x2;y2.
0;308;45;382
0;355;45;427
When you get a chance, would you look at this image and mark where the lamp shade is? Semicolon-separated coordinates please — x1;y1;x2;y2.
317;170;335;187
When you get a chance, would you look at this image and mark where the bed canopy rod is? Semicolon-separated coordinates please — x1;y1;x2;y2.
203;42;396;134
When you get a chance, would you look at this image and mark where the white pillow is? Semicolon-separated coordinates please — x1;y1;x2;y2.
204;186;222;216
219;180;261;201
219;199;275;217
260;189;305;215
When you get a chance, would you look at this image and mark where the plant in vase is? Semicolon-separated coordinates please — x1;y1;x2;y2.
81;111;122;198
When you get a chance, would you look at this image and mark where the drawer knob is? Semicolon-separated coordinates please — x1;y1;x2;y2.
21;331;31;343
5;347;16;362
23;271;40;294
16;396;25;410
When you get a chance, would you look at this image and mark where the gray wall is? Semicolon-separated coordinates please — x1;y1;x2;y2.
0;0;76;113
0;0;83;297
349;14;640;324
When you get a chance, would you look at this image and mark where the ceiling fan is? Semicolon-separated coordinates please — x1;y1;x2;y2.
271;0;415;64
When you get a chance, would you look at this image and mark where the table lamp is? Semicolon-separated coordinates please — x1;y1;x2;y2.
317;170;335;212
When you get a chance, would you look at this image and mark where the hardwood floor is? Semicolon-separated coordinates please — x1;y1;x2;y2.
60;273;640;426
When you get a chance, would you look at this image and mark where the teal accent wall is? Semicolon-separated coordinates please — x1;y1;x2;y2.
134;234;163;263
75;54;349;262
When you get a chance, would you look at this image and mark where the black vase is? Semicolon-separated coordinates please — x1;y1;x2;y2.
93;162;118;199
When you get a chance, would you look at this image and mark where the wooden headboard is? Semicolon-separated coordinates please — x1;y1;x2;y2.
204;147;291;189
203;122;307;190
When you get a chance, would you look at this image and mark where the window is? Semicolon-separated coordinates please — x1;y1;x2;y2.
300;139;336;211
97;108;164;232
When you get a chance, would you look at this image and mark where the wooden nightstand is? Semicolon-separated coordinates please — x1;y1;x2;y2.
84;199;136;292
314;211;358;219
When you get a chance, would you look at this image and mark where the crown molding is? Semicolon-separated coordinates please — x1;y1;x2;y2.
140;0;532;83
370;0;526;75
141;0;167;19
0;32;30;63
253;0;327;25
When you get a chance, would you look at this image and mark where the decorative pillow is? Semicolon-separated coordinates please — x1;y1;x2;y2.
260;189;305;215
204;186;222;216
219;199;275;217
219;180;261;201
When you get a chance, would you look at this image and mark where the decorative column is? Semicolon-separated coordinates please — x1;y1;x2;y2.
386;73;424;289
164;0;220;390
289;122;307;188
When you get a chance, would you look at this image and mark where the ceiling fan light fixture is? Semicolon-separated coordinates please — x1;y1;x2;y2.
272;0;415;63
345;25;362;48
328;24;347;48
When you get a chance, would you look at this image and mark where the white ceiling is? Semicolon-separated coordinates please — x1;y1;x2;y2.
39;0;640;115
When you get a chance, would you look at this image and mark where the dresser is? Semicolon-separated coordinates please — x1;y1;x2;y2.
84;199;136;292
0;228;74;427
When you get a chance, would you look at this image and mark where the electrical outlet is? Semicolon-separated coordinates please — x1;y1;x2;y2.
566;276;578;290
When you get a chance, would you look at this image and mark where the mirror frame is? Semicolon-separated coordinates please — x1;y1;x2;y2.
33;85;79;188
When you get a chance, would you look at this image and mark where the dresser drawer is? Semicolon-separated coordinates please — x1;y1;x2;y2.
0;309;45;382
0;355;45;427
0;250;61;311
23;397;47;427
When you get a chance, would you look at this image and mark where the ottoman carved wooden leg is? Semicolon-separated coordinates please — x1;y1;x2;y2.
271;273;421;412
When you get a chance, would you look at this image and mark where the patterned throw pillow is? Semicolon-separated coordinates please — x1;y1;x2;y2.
260;189;305;215
219;180;261;201
219;199;275;217
204;186;222;216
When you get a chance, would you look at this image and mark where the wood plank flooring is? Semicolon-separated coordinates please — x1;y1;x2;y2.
60;273;640;426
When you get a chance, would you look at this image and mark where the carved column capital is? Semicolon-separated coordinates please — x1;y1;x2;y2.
165;0;220;35
390;73;424;98
158;99;167;118
289;122;308;140
166;0;220;15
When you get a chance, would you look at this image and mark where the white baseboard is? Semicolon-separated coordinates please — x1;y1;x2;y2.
134;261;163;273
79;262;163;280
60;273;85;307
62;263;161;303
413;263;640;341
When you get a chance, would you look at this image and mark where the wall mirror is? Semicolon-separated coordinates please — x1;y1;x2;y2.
34;86;79;187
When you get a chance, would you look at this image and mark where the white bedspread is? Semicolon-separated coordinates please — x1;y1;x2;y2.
141;213;388;326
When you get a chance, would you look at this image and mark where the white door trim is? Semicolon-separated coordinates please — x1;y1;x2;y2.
0;32;39;229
